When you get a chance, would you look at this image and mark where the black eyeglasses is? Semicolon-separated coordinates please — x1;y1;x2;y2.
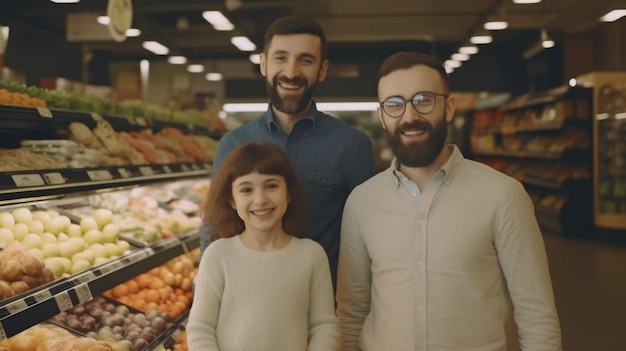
380;91;449;118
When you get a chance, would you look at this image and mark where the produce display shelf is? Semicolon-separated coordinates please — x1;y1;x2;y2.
0;229;200;342
0;162;212;205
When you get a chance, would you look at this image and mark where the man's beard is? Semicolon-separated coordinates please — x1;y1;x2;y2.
386;109;448;167
266;75;317;115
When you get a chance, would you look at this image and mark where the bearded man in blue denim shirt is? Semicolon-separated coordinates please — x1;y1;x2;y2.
198;16;377;290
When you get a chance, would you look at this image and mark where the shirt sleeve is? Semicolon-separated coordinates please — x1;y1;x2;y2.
186;243;224;350
307;243;339;351
495;181;562;351
336;195;372;351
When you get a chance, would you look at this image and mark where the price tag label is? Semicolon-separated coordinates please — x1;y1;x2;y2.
0;323;6;342
99;260;123;274
187;123;195;131
127;116;137;125
139;166;154;176
71;271;96;285
43;172;65;184
118;168;131;178
87;170;113;181
191;164;200;171
126;250;147;263
37;107;53;118
153;237;180;251
162;165;172;174
6;299;28;315
73;283;93;304
181;239;189;253
144;247;155;256
136;117;148;126
32;289;53;303
11;174;45;187
54;291;73;312
91;112;103;122
181;165;191;172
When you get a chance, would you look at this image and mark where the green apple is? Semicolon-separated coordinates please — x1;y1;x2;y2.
12;223;29;241
21;233;43;249
27;220;44;235
40;232;57;245
0;228;14;244
72;251;95;265
68;237;87;251
104;242;121;257
41;242;60;258
83;229;104;245
31;210;51;223
116;240;131;254
67;223;82;238
70;259;91;275
101;223;120;243
43;217;65;235
92;208;114;229
0;212;15;230
46;209;60;218
88;243;108;259
11;207;32;224
80;216;99;233
93;256;109;266
44;257;66;278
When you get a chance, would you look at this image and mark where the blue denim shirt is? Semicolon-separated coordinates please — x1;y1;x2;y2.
199;103;378;289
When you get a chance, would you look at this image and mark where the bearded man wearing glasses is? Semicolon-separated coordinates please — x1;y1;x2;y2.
336;51;562;351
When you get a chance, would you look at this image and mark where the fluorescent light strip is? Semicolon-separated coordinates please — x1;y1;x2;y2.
445;60;461;68
97;16;110;25
616;112;626;119
513;0;541;3
222;102;379;113
542;39;555;48
202;11;235;31
451;53;470;61
126;28;141;37
50;0;80;3
600;9;626;22
142;41;169;55
249;54;261;64
231;36;256;51
206;73;223;81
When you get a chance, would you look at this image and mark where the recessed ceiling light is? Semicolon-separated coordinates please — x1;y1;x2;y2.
249;54;260;64
542;39;555;48
50;0;80;3
513;0;541;4
451;53;470;61
484;21;508;30
444;60;461;68
470;35;493;44
206;72;223;81
187;64;205;73
126;28;141;37
97;16;110;25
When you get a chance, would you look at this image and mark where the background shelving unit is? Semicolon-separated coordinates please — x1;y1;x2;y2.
468;85;594;237
0;103;212;348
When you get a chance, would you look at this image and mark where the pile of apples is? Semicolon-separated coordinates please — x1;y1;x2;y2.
0;207;131;280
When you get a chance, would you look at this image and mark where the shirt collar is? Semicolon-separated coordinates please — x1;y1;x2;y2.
261;101;319;133
390;144;464;187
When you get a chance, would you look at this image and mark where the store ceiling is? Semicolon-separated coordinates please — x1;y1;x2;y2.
0;0;619;66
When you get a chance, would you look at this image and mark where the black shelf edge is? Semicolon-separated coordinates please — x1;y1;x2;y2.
0;230;200;342
0;162;212;206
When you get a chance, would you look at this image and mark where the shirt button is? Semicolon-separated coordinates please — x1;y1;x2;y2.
321;178;327;184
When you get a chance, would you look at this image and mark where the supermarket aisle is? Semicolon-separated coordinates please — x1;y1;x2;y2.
542;232;626;351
